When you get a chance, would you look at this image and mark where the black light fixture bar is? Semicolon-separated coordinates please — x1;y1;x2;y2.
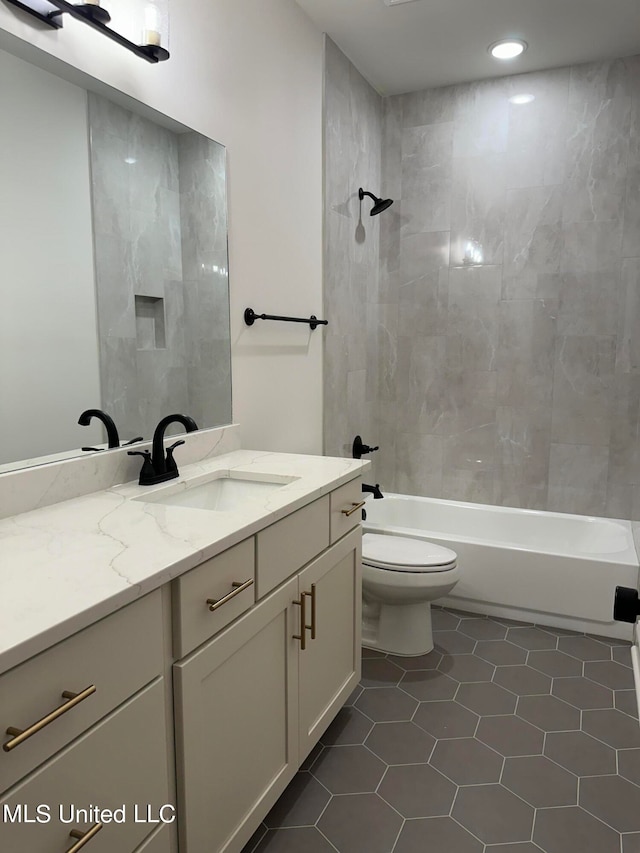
4;0;169;62
244;308;328;331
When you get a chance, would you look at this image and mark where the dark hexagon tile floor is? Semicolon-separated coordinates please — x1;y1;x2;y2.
242;607;638;853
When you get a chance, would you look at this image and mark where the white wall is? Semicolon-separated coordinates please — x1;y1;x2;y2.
0;50;103;463
0;0;324;455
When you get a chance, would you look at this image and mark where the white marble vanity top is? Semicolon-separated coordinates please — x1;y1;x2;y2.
0;450;369;675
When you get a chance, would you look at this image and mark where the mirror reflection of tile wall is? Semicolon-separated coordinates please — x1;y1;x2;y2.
89;94;231;443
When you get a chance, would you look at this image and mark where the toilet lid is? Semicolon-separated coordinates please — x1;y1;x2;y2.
362;533;457;573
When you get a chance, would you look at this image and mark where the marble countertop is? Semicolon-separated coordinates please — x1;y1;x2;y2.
0;450;369;675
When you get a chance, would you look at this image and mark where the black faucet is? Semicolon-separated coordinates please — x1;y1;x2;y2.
129;414;198;486
363;483;384;499
78;409;143;451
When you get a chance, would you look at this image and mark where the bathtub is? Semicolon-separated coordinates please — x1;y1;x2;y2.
363;493;639;641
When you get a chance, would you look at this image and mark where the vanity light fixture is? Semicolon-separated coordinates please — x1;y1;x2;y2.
4;0;170;62
489;39;527;60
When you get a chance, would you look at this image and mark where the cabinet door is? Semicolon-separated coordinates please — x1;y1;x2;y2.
298;528;362;760
173;576;299;853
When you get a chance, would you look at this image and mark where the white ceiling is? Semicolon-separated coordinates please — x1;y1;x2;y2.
294;0;640;95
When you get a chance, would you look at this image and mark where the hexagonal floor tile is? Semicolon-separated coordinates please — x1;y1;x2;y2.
452;784;534;844
493;665;552;696
551;676;613;710
544;730;617;776
527;650;583;677
456;682;517;716
355;687;418;722
320;706;373;746
364;721;435;766
515;694;580;732
616;690;639;719
584;660;636;690
413;700;479;739
378;763;456;818
360;657;404;687
311;745;386;794
252;826;337;853
580;774;640;832
613;645;633;667
317;793;402;853
264;772;331;828
619;750;640;786
387;650;442;671
400;669;458;701
533;806;620;853
432;609;461;631
459;618;507;641
344;684;363;707
476;715;544;756
439;654;495;683
557;635;612;661
483;845;541;853
582;708;640;749
434;631;477;655
501;755;577;808
622;833;640;853
506;627;557;650
475;640;527;666
393;817;483;853
430;737;503;785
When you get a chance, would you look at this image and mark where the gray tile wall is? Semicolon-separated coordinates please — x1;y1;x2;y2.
89;94;231;444
323;36;383;459
324;44;640;518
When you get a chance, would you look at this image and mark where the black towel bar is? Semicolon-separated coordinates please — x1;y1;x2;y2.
244;308;328;331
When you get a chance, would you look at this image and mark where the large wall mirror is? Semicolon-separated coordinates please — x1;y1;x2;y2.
0;46;231;474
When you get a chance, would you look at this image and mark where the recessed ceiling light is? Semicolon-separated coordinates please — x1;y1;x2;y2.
509;93;535;105
489;39;527;60
382;0;422;5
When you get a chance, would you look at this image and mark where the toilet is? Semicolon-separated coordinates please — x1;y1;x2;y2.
361;533;460;656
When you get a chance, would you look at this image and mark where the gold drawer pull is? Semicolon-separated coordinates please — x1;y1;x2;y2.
67;823;103;852
3;685;96;753
293;594;307;650
207;578;254;612
341;500;366;517
304;584;317;640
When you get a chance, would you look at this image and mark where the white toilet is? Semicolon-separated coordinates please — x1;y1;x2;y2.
361;533;460;656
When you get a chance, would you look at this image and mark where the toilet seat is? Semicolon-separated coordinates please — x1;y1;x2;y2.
362;533;457;573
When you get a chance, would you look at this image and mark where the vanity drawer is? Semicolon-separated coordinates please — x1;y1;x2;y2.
0;591;163;793
330;478;363;543
256;496;330;598
0;679;170;853
173;539;256;659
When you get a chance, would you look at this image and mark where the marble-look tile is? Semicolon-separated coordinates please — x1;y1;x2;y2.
401;124;453;235
398;268;448;339
367;304;399;403
503;186;563;300
495;406;552;501
551;336;616;446
395;336;448;434
606;376;640;487
395;433;444;497
441;468;496;505
563;94;630;224
447;265;501;371
453;78;510;158
497;299;557;410
548;443;609;515
617;259;640;371
450;154;506;267
623;98;640;258
400;231;450;284
506;67;570;189
400;85;458;128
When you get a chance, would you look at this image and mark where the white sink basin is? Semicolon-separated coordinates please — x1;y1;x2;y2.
136;473;297;512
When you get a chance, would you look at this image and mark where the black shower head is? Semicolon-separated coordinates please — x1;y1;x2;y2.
359;188;394;217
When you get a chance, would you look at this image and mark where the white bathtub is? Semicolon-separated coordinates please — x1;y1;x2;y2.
364;494;639;640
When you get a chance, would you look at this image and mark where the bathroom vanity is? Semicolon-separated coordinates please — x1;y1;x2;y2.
0;446;367;853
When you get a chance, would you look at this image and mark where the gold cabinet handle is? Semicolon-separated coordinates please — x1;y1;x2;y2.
293;594;307;650
341;500;366;517
3;685;96;753
66;823;103;852
303;584;317;640
207;578;254;612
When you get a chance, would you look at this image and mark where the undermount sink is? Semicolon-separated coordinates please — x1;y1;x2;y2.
136;472;297;512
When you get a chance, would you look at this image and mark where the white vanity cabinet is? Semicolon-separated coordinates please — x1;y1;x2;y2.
173;487;362;853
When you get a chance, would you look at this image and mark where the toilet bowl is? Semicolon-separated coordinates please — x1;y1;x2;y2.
362;533;460;656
